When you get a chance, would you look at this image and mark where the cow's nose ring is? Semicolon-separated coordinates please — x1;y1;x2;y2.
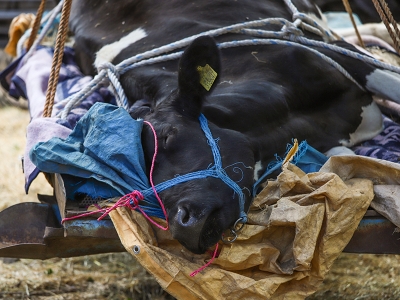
221;217;246;243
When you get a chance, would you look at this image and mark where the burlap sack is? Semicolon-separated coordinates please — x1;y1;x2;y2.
109;155;388;299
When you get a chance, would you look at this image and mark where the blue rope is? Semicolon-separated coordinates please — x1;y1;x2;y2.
138;114;248;224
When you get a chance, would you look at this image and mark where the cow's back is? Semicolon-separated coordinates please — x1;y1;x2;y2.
70;0;322;74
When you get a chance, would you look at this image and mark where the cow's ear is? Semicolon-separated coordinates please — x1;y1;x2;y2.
128;99;152;119
175;36;220;118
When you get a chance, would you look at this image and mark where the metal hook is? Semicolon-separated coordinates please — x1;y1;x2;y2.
221;229;238;243
233;217;245;233
221;217;246;244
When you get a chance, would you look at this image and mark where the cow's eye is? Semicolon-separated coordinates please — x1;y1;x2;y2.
162;128;177;149
163;134;171;149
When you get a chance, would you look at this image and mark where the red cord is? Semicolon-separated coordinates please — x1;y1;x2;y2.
190;243;219;277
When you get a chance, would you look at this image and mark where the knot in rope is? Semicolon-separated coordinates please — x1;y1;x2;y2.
123;190;145;209
97;62;129;109
78;190;146;222
97;62;121;77
281;21;304;37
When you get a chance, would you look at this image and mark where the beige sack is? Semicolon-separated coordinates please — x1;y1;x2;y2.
110;156;377;299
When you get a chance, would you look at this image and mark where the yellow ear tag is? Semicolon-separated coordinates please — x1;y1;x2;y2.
196;64;218;91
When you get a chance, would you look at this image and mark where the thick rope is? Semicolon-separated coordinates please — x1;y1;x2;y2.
341;0;365;48
97;62;129;109
26;0;47;51
372;0;400;54
24;0;64;63
42;0;72;118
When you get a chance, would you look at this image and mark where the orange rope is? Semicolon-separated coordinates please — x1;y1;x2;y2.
43;0;72;118
341;0;365;48
26;0;47;51
371;0;400;54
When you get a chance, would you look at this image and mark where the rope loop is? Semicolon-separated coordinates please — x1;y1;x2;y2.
122;190;144;209
282;22;304;37
97;62;121;78
285;18;305;37
97;62;129;109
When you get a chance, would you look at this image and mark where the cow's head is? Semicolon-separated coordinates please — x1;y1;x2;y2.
132;36;255;254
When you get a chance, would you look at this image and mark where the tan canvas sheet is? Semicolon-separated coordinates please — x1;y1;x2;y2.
108;155;400;299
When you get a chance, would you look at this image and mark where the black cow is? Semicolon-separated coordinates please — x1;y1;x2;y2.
69;0;400;254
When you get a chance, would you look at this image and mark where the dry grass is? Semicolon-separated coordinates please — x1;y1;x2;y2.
0;253;172;300
0;106;53;212
309;254;400;300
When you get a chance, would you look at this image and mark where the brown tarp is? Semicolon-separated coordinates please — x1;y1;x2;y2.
107;154;400;299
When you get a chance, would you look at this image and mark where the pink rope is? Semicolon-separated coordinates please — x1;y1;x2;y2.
190;243;219;277
144;121;169;229
61;121;168;231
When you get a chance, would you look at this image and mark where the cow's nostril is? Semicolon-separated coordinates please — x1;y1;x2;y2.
177;206;191;225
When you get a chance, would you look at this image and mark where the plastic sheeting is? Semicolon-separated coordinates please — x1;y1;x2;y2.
108;155;391;299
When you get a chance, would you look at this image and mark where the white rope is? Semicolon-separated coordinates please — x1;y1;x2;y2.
283;0;335;42
61;69;108;118
59;0;400;119
97;62;129;109
219;39;365;90
239;28;400;74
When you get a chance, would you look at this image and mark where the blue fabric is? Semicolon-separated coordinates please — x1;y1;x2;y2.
293;141;329;173
324;12;362;30
29;102;157;207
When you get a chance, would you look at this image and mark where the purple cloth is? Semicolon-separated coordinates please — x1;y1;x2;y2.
353;116;400;163
24;118;72;191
